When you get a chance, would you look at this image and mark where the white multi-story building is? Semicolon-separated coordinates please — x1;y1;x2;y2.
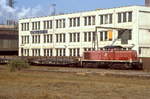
19;6;150;57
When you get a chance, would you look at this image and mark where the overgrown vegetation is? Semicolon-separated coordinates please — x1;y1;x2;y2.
8;59;30;72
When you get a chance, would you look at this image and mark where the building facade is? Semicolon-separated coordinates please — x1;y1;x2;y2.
0;25;18;55
19;6;150;57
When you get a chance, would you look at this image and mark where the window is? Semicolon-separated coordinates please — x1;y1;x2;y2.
88;32;91;42
118;13;122;23
92;16;95;25
77;17;80;26
123;12;127;22
69;32;80;42
44;34;53;43
21;23;23;31
100;14;113;24
73;33;76;42
69;18;72;27
56;19;66;28
38;21;40;30
118;29;132;44
84;32;87;42
100;15;103;24
22;49;30;56
100;32;103;41
56;20;59;28
58;20;61;28
109;14;112;24
70;33;72;42
63;34;66;42
100;31;110;41
21;35;30;44
84;17;87;26
128;12;132;22
69;48;80;57
77;33;80;42
32;35;41;43
44;49;53;56
32;22;34;30
56;33;66;43
104;31;107;41
84;16;96;26
38;35;40;43
63;19;65;28
60;34;62;42
88;16;91;25
56;48;66;56
43;20;53;29
84;32;95;42
21;23;29;31
104;15;108;24
118;30;124;39
118;11;132;23
56;34;58;42
73;18;76;26
92;32;96;41
32;49;40;56
69;17;80;27
32;21;40;30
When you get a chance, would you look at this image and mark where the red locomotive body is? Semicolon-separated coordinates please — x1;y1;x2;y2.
84;50;138;61
81;46;142;69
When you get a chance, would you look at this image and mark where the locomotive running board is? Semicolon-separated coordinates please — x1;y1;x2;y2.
81;60;139;63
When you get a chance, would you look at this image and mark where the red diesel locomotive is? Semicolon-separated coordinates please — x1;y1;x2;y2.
81;46;142;69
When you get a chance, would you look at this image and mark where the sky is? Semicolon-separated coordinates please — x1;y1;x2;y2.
16;0;144;14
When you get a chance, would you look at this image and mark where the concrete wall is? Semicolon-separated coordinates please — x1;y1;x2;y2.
138;7;150;57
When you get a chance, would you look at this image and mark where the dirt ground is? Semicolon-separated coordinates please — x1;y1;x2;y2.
0;66;150;99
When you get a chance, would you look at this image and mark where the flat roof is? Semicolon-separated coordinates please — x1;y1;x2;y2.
19;5;146;20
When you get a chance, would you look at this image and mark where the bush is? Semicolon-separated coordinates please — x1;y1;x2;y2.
8;59;30;72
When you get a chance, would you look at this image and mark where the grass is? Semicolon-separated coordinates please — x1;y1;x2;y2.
0;66;150;99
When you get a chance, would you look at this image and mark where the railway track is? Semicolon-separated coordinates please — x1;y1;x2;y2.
23;66;150;79
0;63;150;78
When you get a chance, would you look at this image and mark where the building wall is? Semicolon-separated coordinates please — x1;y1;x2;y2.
138;7;150;57
19;6;150;57
0;28;18;55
